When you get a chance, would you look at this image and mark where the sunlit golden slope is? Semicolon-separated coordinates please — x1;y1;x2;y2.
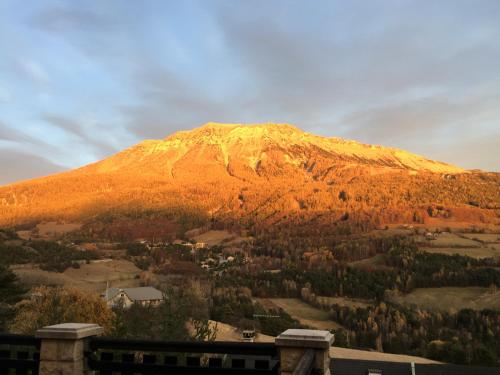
0;123;497;237
87;122;463;176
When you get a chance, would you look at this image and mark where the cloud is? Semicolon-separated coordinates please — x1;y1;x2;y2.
18;59;50;86
119;64;238;139
0;121;47;146
432;133;500;171
31;6;112;32
0;87;11;103
211;1;500;122
0;0;497;177
42;114;119;157
341;91;500;145
0;148;64;186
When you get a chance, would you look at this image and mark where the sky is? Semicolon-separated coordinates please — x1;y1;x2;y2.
0;0;499;185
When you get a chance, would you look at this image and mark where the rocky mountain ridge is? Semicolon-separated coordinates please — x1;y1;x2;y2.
0;123;497;237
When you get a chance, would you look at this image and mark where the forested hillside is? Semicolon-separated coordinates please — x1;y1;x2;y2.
0;124;498;241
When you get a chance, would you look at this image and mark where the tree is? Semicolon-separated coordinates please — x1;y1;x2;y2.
126;243;148;256
0;265;25;331
110;285;211;341
192;319;218;341
10;286;115;334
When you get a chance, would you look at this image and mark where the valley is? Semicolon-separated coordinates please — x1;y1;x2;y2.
0;124;499;366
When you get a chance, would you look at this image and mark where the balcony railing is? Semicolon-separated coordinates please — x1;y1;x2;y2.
85;337;280;374
0;325;334;375
2;327;498;375
0;333;41;375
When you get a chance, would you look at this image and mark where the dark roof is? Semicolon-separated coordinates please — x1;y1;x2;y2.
104;287;163;302
332;359;411;375
415;363;500;375
331;359;500;375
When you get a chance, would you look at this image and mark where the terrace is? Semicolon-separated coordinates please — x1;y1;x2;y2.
0;324;498;375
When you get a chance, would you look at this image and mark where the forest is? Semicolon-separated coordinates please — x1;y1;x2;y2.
210;235;500;365
1;226;499;366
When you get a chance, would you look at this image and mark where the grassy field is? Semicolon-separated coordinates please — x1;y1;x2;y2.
13;259;142;292
348;254;393;271
371;228;414;236
419;232;481;247
257;298;342;330
189;230;250;247
388;287;500;311
419;246;500;259
17;221;82;240
417;231;500;259
315;296;373;309
460;233;500;242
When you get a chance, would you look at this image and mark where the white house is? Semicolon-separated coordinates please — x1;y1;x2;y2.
103;287;164;308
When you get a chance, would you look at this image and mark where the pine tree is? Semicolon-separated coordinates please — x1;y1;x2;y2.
0;265;25;331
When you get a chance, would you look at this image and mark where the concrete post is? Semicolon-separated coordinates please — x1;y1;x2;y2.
276;329;334;375
35;323;103;375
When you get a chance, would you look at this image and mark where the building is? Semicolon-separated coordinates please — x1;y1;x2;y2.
3;326;498;375
242;330;256;342
331;358;500;375
103;286;164;308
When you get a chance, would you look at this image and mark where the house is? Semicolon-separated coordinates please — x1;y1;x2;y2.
201;263;210;270
425;232;438;240
331;358;500;375
103;286;164;308
218;255;229;266
242;330;256;342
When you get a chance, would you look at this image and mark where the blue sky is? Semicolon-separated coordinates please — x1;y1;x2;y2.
0;0;499;184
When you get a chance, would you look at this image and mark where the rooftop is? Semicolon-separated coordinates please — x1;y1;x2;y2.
104;286;163;302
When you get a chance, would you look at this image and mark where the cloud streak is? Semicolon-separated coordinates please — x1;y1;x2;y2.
0;148;64;186
42;114;119;157
0;0;498;182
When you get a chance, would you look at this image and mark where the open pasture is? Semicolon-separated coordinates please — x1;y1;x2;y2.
459;233;499;243
257;298;342;330
13;259;142;292
420;232;481;247
348;254;393;271
419;246;500;259
315;296;373;309
388;287;500;311
189;230;250;247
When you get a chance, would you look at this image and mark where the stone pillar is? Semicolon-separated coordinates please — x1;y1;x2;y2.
35;323;103;375
276;329;334;375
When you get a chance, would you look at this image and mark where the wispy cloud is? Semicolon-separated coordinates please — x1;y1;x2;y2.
0;87;12;103
31;6;112;32
0;148;63;185
0;0;498;183
0;121;48;147
17;59;50;87
42;114;118;157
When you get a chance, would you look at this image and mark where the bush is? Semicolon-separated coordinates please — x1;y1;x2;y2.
126;243;148;256
10;286;115;335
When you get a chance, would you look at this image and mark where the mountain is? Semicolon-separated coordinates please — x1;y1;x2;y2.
87;122;463;176
0;123;498;240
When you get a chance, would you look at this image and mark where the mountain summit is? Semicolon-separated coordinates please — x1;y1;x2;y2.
0;123;497;235
89;122;463;176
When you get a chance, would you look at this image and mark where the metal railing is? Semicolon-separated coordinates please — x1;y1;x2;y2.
0;333;41;375
85;337;280;374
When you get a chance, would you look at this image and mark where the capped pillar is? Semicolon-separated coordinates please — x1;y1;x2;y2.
36;323;103;375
